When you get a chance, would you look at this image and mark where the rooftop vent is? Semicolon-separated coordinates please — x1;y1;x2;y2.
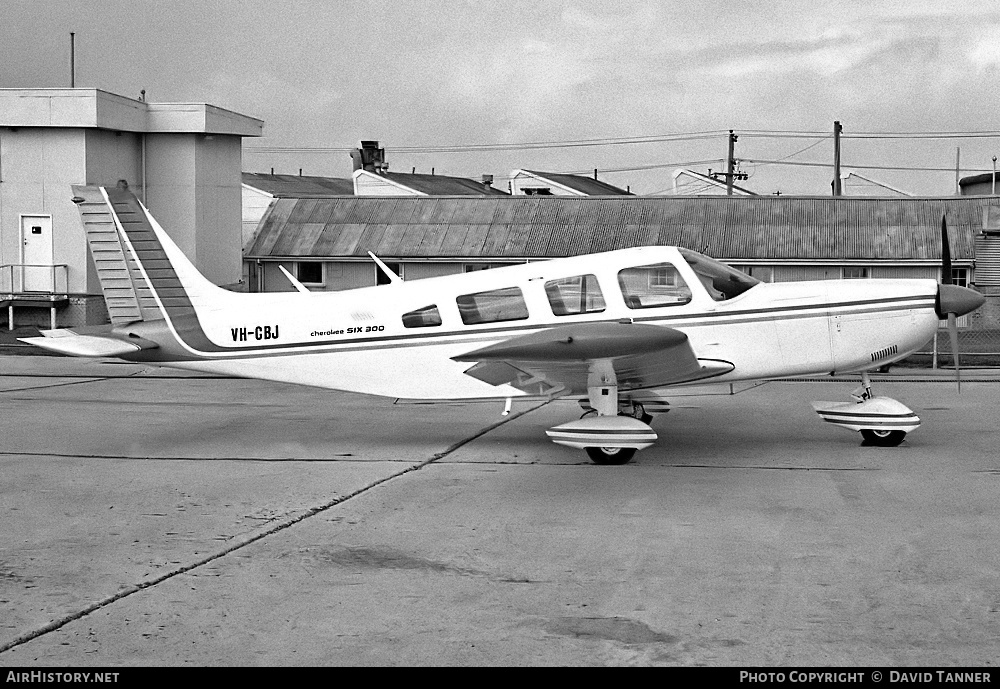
351;140;386;173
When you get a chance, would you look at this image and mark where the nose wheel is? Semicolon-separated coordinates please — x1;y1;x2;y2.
812;371;920;446
860;429;906;447
585;446;637;465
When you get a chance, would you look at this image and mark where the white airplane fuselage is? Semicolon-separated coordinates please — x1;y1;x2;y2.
28;185;982;461
148;246;940;400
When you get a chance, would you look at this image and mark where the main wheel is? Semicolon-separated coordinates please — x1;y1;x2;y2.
860;429;906;447
585;446;637;465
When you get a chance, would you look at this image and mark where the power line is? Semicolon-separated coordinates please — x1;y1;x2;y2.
245;130;729;155
739;129;1000;140
566;159;725;176
245;128;1000;155
740;158;993;173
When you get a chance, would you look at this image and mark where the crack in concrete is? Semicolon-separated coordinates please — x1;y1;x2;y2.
0;401;547;655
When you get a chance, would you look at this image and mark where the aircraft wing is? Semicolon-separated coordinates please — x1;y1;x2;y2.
452;322;732;396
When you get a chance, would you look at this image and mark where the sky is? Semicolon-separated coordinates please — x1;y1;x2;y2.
3;0;1000;195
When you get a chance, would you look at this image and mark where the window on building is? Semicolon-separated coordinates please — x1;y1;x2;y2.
948;268;969;287
730;265;773;283
522;187;553;195
842;267;869;279
376;262;402;285
463;263;519;272
618;263;692;309
649;267;676;288
402;305;442;328
296;262;324;284
457;287;529;325
545;274;605;316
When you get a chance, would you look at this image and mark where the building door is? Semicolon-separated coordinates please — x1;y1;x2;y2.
20;215;54;292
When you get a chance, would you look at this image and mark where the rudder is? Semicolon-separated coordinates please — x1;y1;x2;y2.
72;185;228;327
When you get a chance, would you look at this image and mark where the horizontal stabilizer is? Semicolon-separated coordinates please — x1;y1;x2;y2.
19;330;159;358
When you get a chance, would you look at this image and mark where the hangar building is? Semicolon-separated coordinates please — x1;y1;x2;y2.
244;194;1000;330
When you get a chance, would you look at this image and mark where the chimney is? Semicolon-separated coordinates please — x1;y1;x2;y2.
481;174;494;188
351;140;386;173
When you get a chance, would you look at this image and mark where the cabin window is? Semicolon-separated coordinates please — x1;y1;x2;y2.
402;305;442;328
457;287;529;325
545;274;606;316
296;262;324;285
618;263;692;309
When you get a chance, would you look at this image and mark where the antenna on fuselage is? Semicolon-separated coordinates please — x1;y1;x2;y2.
278;265;310;293
368;252;402;284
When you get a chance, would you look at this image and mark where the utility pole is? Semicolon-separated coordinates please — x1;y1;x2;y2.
710;131;747;194
726;130;737;195
955;147;961;196
833;120;842;196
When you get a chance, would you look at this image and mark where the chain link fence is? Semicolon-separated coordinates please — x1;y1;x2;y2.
907;329;1000;368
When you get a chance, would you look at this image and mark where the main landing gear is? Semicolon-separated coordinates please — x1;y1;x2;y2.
579;399;655;425
545;362;657;464
812;372;920;447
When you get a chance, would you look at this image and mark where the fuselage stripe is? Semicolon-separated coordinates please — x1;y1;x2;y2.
169;295;936;360
103;199;937;364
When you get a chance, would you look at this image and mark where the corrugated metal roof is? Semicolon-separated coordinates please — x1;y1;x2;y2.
243;173;354;197
378;171;510;196
245;195;997;262
522;170;632;195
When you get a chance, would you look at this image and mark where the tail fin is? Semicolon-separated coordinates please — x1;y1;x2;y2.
72;185;228;326
21;186;232;358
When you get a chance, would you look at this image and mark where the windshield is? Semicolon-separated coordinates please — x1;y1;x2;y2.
678;248;760;301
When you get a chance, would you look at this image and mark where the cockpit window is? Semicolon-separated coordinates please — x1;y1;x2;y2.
545;274;606;316
679;248;761;301
618;263;692;309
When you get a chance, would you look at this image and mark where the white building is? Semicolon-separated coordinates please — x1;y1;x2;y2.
509;169;630;196
0;88;262;327
669;169;755;196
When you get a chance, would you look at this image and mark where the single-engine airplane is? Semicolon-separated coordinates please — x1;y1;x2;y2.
22;186;986;463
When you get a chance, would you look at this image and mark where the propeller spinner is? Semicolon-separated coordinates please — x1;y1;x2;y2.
935;215;986;391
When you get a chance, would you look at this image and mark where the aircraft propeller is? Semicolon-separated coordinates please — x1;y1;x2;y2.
935;214;986;391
